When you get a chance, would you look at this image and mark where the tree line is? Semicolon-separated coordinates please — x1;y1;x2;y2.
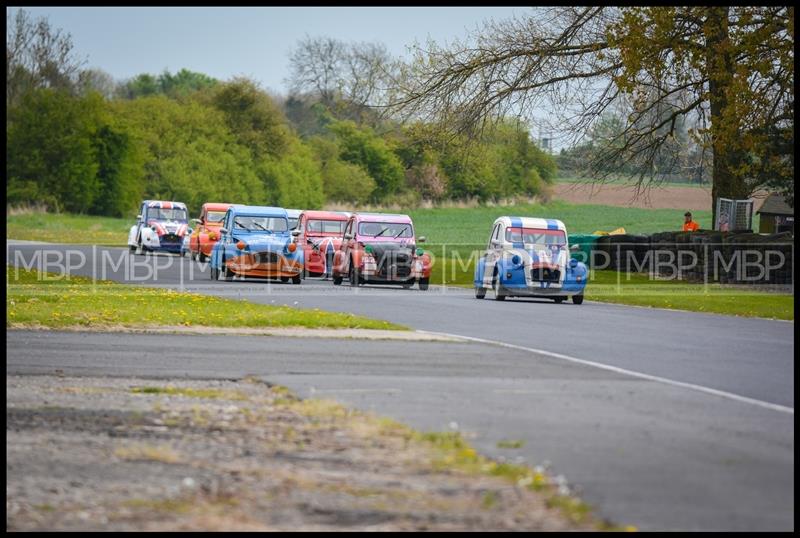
6;10;557;218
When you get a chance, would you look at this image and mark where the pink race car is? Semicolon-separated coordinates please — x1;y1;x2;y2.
331;212;432;290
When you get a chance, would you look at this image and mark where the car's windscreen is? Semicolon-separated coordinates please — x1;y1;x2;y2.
206;211;226;223
307;219;346;235
505;227;566;246
233;215;288;233
147;208;187;221
358;222;413;238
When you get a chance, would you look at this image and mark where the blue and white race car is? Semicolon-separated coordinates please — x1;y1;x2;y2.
474;216;587;303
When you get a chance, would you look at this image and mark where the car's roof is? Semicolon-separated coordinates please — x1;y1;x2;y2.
202;202;233;211
230;205;288;217
300;210;349;221
144;200;186;209
494;216;566;231
354;212;413;224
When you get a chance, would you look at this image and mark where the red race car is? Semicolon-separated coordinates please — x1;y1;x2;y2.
331;212;432;290
188;202;233;262
297;210;350;278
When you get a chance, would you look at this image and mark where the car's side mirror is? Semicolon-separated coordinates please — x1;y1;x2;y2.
191;218;201;225
344;233;353;240
291;230;301;237
136;214;142;221
220;228;228;235
569;258;579;268
418;236;426;243
491;240;501;248
569;244;580;252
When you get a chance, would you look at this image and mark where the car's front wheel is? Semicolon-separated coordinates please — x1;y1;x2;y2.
475;286;486;299
291;275;302;285
493;273;506;301
572;294;584;305
418;278;429;291
349;261;361;287
332;274;343;285
554;297;565;304
220;259;233;281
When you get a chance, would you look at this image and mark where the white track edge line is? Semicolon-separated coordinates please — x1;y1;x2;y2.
418;330;794;415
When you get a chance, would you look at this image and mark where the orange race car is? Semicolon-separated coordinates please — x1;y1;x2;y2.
188;202;233;262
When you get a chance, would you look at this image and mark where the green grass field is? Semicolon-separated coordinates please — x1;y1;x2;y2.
6;266;406;330
8;201;710;248
7;211;133;245
409;200;712;254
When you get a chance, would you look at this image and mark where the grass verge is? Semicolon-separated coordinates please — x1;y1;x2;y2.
6;265;406;331
271;388;633;531
7;211;131;246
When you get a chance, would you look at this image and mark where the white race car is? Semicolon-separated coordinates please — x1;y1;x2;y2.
128;200;191;255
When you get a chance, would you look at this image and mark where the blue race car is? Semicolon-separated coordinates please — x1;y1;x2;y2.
209;205;303;283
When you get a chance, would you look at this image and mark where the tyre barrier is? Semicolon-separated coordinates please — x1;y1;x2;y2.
569;230;793;284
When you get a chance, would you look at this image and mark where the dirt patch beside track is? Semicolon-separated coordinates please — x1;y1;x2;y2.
7;374;597;531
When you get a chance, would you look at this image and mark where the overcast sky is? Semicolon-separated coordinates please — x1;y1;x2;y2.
9;6;529;94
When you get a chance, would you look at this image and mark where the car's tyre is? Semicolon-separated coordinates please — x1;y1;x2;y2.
402;280;414;289
199;252;208;263
129;245;136;253
572;294;584;305
475;287;486;299
333;274;343;285
291;275;302;285
220;259;233;281
554;297;565;304
348;261;361;287
210;264;218;281
493;273;506;301
418;278;430;291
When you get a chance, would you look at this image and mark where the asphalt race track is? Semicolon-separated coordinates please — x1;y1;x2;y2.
6;242;795;531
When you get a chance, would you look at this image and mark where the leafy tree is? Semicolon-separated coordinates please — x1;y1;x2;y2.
90;123;145;217
327;119;404;201
111;95;264;213
7;89;102;212
207;77;291;160
116;69;218;100
390;6;794;218
6;9;86;113
308;136;376;203
258;140;325;209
